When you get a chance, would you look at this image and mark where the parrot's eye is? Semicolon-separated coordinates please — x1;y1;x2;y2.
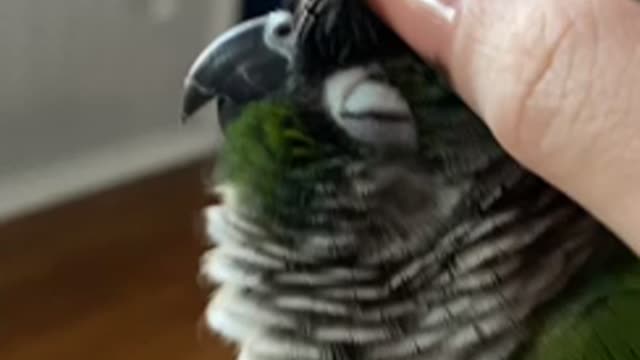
324;66;418;150
265;11;296;62
274;22;292;37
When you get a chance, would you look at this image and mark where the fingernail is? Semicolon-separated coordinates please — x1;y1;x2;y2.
414;0;460;23
369;0;461;63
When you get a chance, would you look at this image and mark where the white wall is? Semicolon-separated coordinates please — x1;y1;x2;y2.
0;0;240;222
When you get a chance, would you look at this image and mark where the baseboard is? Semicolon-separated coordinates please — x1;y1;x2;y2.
0;119;223;223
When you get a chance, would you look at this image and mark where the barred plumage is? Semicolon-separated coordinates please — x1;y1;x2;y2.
201;153;606;360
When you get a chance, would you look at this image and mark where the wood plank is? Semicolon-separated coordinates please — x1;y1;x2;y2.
0;161;234;360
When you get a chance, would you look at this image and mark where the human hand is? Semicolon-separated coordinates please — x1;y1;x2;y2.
369;0;640;254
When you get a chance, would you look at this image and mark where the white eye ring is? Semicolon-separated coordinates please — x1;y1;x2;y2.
264;11;296;62
324;67;417;149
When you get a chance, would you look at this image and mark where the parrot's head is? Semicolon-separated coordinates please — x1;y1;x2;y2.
182;0;504;237
182;0;506;220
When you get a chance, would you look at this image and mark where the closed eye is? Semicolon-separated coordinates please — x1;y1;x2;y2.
324;66;417;150
340;110;413;123
341;80;412;121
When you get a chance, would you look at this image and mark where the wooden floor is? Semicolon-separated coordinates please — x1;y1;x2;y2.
0;161;235;360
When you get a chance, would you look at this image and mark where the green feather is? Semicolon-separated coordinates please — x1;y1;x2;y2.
216;100;358;226
218;101;319;209
516;246;640;360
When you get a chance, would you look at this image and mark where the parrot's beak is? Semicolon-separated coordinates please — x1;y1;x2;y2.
181;14;289;129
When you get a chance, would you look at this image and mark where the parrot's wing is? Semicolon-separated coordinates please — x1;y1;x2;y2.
519;254;640;360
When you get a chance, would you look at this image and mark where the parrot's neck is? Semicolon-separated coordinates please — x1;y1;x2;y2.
203;155;605;360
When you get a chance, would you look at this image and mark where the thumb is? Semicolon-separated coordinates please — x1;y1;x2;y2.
370;0;640;253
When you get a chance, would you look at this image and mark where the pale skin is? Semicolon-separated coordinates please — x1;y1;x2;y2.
369;0;640;255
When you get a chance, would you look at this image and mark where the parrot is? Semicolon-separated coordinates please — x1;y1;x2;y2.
180;0;640;359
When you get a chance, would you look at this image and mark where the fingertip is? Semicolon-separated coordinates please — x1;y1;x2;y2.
368;0;458;65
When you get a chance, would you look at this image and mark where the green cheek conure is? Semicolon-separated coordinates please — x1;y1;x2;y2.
180;1;640;359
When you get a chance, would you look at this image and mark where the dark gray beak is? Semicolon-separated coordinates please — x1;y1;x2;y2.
181;14;290;129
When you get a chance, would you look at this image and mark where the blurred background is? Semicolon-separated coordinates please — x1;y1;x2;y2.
0;1;280;359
